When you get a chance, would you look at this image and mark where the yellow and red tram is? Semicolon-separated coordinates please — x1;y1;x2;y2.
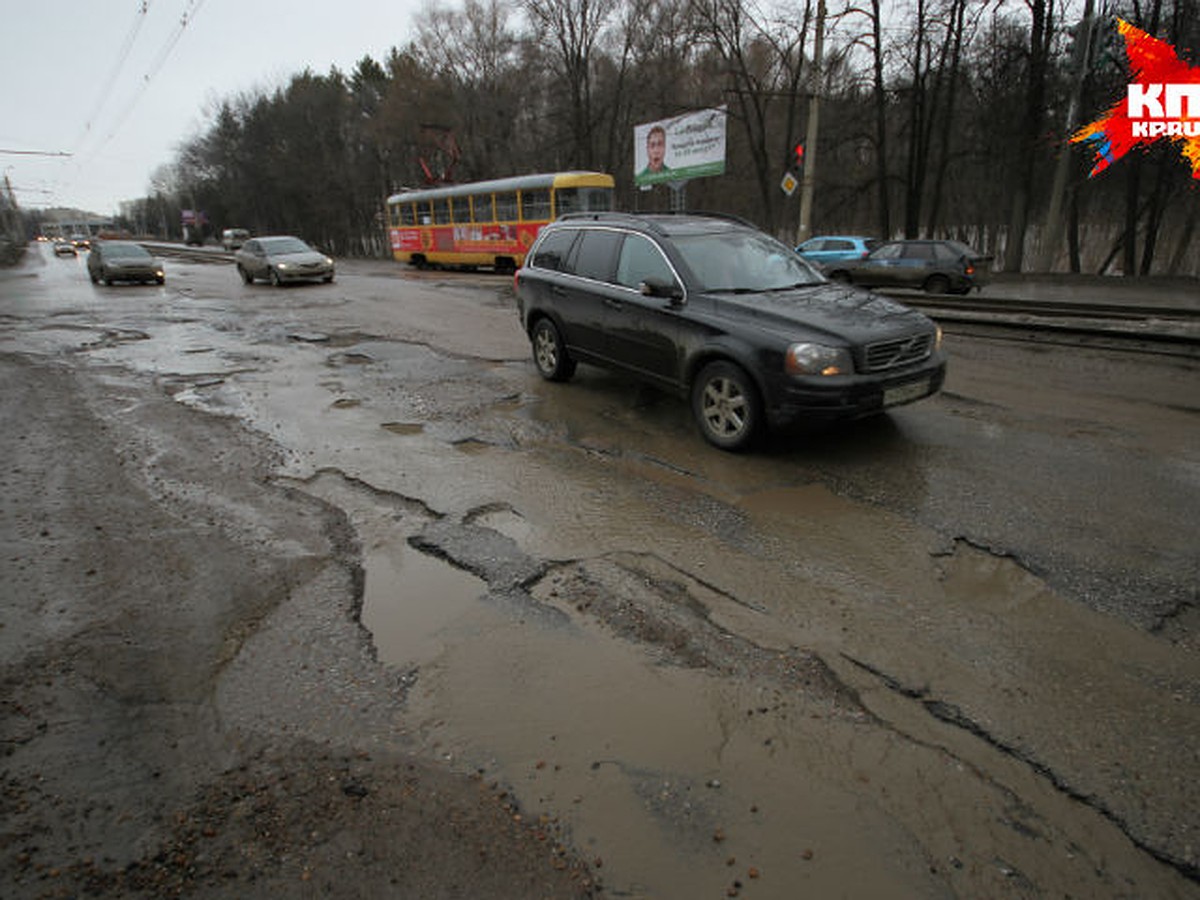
385;171;615;271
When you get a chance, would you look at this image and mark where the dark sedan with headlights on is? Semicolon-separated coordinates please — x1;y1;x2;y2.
87;241;165;285
234;236;335;286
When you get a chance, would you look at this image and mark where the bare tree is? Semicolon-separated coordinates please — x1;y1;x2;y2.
1002;0;1055;271
520;0;620;167
690;0;815;231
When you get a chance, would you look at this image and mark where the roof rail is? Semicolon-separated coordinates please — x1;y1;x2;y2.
555;211;670;235
651;209;761;229
555;209;760;234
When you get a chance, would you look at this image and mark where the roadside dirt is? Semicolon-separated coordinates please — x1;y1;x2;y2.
0;353;596;899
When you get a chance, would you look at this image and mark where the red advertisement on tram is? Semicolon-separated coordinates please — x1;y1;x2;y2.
386;171;615;272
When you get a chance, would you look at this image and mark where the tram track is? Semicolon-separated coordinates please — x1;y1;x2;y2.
900;293;1198;323
881;291;1199;356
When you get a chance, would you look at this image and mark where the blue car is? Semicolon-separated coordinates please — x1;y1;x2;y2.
795;235;879;266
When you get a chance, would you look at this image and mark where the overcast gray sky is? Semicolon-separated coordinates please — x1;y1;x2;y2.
1;0;421;215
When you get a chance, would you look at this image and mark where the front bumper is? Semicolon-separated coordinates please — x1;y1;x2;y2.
277;264;334;282
766;357;946;428
102;266;164;283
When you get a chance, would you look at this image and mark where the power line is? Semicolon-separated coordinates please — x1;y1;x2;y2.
71;2;155;155
0;149;73;157
96;0;209;151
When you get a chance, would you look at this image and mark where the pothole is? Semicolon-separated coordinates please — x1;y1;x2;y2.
362;540;487;668
285;469;484;669
381;422;424;436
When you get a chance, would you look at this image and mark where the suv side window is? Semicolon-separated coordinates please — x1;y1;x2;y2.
615;233;676;289
567;229;622;282
531;228;576;272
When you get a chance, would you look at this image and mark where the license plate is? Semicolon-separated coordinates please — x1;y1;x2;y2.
883;379;930;407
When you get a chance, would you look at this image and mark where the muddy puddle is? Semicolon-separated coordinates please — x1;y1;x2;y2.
361;540;486;668
400;551;1184;900
288;437;1193;898
123;329;1200;896
286;470;490;671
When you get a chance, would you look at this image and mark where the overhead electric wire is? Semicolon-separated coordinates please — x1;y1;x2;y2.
71;1;154;156
94;0;209;152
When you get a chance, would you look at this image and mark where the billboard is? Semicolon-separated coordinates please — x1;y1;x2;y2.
633;107;727;187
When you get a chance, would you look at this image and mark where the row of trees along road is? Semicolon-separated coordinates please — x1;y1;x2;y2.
129;0;1198;276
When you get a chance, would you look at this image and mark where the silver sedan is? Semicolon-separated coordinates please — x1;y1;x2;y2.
235;236;335;286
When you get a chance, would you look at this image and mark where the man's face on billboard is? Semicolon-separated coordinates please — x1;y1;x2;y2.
647;129;666;170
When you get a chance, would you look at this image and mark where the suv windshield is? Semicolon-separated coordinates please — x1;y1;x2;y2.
673;231;824;292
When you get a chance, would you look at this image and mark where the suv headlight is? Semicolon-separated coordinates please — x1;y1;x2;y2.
785;342;853;376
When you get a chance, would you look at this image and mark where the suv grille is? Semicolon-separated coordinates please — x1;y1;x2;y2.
861;332;934;372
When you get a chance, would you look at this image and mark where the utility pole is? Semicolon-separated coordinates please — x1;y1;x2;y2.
797;0;826;244
1037;0;1095;272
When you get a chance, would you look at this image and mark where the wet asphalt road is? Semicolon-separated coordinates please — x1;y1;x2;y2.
2;244;1198;898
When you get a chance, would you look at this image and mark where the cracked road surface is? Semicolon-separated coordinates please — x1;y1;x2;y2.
2;245;1197;898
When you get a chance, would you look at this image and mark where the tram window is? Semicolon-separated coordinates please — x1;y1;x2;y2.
400;203;418;226
555;189;580;216
521;190;551;222
470;195;493;223
450;196;470;223
495;192;518;222
419;202;433;225
434;199;452;225
554;187;613;217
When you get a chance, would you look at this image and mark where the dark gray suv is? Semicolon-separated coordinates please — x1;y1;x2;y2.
514;212;945;450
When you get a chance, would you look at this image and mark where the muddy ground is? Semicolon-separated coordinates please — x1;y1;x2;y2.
1;352;600;898
1;246;1198;898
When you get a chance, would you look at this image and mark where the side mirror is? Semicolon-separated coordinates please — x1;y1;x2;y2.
640;277;684;304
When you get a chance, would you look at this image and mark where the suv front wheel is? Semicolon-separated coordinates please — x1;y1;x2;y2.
531;318;576;382
692;361;761;451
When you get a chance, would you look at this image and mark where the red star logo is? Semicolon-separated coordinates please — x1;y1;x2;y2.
1072;20;1200;179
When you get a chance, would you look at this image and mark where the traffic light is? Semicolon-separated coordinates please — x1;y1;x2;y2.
793;142;805;169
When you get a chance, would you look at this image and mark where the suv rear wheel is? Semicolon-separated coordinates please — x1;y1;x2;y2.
531;318;576;382
692;361;761;451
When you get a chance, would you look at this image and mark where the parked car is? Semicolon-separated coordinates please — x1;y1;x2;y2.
87;241;165;285
53;240;77;256
221;228;250;250
235;236;335;286
514;212;945;451
824;239;990;294
795;235;879;266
